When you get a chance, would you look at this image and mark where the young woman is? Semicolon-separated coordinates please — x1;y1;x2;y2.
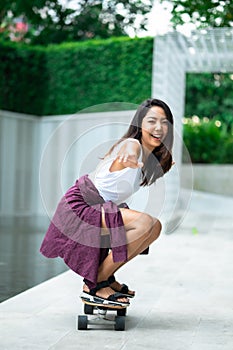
40;98;174;307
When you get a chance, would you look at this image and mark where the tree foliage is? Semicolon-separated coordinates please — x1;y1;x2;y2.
185;73;233;129
0;0;153;44
161;0;233;28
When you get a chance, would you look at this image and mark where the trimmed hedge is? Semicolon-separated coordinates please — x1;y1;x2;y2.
0;41;48;115
0;37;153;115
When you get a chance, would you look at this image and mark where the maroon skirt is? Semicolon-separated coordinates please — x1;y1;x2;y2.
40;175;128;288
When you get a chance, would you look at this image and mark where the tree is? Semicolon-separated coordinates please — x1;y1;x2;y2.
160;0;233;29
185;73;233;129
0;0;153;45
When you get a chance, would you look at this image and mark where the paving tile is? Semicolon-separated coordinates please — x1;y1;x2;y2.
1;191;233;350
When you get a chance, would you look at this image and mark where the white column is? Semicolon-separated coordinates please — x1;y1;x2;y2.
151;33;190;233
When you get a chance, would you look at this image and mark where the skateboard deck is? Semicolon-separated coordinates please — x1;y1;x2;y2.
77;299;128;331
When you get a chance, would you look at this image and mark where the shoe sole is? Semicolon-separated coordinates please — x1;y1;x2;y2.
80;292;129;308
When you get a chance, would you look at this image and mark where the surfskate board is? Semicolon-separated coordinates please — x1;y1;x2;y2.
77;298;128;331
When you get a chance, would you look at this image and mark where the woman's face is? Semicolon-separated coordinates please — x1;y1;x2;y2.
141;106;169;152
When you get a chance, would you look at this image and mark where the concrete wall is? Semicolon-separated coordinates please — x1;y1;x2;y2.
0;110;132;217
0;110;186;233
182;164;233;197
0;111;41;216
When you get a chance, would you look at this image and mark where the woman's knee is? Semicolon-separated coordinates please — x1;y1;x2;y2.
138;213;155;233
150;218;162;240
139;213;162;240
121;209;161;239
138;215;162;244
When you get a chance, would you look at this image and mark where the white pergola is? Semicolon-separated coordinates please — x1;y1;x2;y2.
152;27;233;134
151;27;233;232
0;28;232;228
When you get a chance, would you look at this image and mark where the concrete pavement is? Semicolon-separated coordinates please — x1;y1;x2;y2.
0;190;233;350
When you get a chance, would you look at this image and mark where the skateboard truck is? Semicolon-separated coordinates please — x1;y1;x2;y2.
77;302;127;331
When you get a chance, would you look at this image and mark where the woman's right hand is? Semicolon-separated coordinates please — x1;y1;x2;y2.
109;139;143;172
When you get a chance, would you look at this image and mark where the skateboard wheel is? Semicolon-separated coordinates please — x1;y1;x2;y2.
78;315;88;330
117;308;127;316
114;316;125;331
84;303;94;315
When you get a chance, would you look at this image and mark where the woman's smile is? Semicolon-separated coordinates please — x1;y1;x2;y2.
141;106;168;151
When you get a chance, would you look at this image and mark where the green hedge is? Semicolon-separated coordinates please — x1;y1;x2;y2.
183;117;233;164
0;41;48;115
0;37;153;115
1;38;232;163
185;73;233;128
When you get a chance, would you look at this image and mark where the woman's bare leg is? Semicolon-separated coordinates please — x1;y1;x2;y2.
83;208;161;302
97;210;161;280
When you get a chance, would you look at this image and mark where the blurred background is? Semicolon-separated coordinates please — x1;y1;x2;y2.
0;0;232;303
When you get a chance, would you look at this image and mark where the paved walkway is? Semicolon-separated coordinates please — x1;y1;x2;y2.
0;191;233;350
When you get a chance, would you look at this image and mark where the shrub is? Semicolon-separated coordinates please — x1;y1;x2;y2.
185;73;233;129
182;117;233;164
221;137;233;164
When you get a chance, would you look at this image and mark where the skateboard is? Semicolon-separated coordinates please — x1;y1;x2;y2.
77;299;128;331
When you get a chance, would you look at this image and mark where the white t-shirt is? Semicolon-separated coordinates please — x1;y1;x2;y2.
89;138;142;205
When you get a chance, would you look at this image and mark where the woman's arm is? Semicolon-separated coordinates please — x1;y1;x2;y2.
109;139;143;172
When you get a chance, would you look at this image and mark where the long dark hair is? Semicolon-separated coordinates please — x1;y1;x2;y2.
109;98;174;186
